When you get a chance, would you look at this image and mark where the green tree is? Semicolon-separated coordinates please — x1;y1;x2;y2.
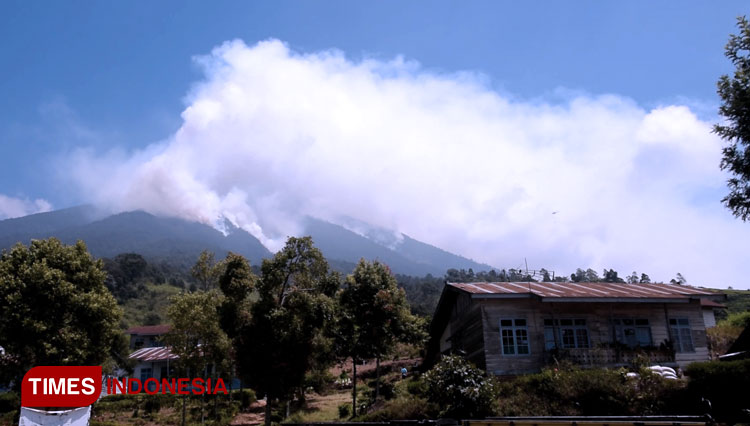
626;271;639;284
217;253;256;339
670;272;687;285
336;259;426;416
602;269;625;283
585;268;601;282
233;237;338;426
716;16;750;220
163;289;231;425
540;268;552;282
639;273;651;283
0;239;122;389
191;250;225;291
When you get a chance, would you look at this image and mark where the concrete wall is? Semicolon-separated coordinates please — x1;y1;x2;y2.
478;298;709;375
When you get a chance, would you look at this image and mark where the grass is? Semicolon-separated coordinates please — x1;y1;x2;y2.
295;391;352;422
121;282;184;327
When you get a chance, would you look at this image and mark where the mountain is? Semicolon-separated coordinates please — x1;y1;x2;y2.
303;217;493;276
0;207;494;276
0;205;100;245
0;209;271;265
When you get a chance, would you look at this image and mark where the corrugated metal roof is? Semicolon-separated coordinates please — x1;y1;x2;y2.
128;346;178;362
700;298;727;308
448;281;718;300
126;324;171;336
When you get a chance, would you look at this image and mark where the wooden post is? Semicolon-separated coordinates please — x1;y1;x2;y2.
264;394;272;426
375;356;380;400
352;358;357;417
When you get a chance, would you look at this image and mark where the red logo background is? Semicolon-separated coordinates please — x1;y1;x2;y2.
22;366;102;408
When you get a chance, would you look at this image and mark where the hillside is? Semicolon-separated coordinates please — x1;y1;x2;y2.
0;207;493;277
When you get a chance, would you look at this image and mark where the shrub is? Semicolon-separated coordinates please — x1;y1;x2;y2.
422;355;499;418
706;323;743;358
686;359;750;424
496;366;691;417
406;378;427;396
355;396;436;421
338;402;351;418
0;391;19;414
725;311;750;328
304;369;334;395
237;388;256;409
143;396;161;414
368;379;396;400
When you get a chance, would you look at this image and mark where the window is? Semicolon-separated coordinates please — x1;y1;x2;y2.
544;319;590;350
612;318;652;348
135;368;153;392
500;319;529;355
669;318;694;352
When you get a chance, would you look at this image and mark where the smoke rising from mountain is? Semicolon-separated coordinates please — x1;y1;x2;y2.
0;194;51;220
68;39;750;287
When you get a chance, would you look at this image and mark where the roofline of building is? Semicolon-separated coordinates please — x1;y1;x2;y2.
468;293;697;303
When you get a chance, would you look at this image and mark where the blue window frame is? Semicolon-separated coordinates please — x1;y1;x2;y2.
500;318;530;355
669;318;694;352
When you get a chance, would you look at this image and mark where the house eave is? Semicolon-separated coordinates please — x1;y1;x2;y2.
539;297;690;303
468;294;694;303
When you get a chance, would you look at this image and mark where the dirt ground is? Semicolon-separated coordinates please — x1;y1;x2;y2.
331;357;421;378
229;357;421;425
230;399;266;426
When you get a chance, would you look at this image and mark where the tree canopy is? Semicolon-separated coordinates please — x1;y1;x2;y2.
716;16;750;220
0;238;122;388
335;259;426;415
226;237;338;426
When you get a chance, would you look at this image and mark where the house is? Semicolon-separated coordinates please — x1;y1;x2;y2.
126;325;177;384
127;324;171;350
125;324;238;390
699;298;726;328
427;281;726;375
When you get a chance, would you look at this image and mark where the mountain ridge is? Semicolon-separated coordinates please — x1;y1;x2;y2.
0;207;494;276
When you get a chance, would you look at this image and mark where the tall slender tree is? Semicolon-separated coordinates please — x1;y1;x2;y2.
163;290;231;425
335;259;426;416
191;250;225;291
232;237;338;426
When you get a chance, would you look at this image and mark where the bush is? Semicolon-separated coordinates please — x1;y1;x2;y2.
239;388;256;409
406;378;427;396
143;396;161;414
496;366;691;417
423;355;499;418
0;391;19;414
706;323;743;358
355;396;436;421
368;379;396;400
305;369;334;395
338;402;351;418
686;359;750;424
725;311;750;328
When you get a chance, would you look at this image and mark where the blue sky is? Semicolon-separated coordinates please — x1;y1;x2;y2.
1;1;749;286
1;1;745;200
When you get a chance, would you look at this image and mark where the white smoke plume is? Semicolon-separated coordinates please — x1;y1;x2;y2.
0;194;52;220
68;39;750;288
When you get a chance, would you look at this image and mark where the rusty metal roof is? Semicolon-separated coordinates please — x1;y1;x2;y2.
700;298;727;308
128;346;178;362
448;281;719;301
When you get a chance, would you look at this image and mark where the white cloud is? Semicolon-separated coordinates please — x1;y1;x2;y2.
0;195;52;220
68;39;750;288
